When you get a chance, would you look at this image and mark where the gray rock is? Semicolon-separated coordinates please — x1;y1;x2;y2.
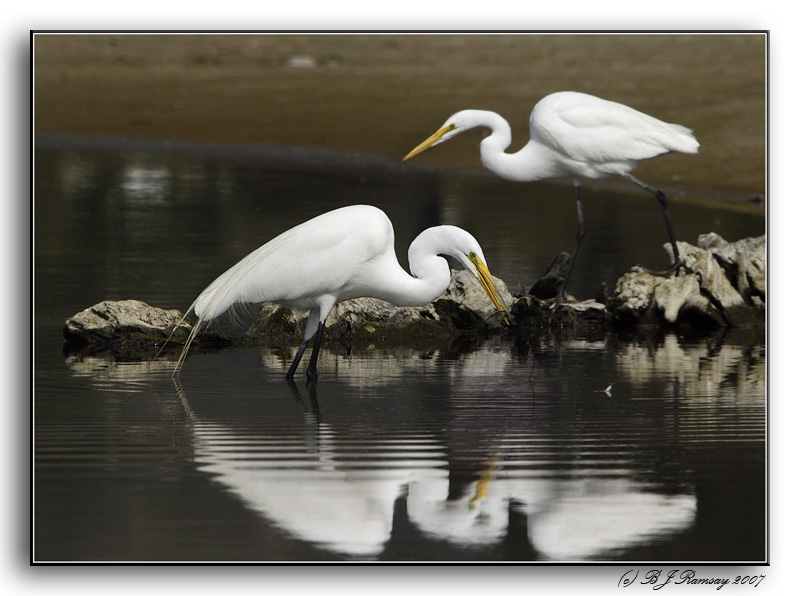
62;299;198;356
62;270;515;356
250;297;442;344
652;273;724;326
442;269;514;327
610;233;765;327
61;234;764;359
510;295;607;338
612;269;661;321
696;232;765;304
64;300;186;342
249;269;514;342
529;252;572;300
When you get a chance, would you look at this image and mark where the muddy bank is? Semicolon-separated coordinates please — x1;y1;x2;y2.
34;33;766;204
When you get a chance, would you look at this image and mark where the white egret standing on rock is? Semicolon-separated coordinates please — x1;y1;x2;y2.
174;205;510;381
403;91;699;305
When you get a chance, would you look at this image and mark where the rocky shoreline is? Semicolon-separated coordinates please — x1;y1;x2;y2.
63;233;765;360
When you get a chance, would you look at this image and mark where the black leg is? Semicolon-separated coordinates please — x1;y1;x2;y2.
305;321;326;382
555;180;586;307
622;173;682;275
285;338;310;380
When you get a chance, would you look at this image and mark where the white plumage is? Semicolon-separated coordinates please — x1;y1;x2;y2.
177;205;509;381
404;91;699;303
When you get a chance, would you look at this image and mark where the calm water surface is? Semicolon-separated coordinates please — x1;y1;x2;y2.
33;137;766;562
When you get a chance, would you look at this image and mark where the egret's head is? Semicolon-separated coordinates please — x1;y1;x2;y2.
440;226;511;325
403;111;472;161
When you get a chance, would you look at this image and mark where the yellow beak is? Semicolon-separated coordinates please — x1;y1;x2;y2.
403;124;455;161
468;254;511;325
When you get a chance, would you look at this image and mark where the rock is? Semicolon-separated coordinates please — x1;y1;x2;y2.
611;269;662;324
249;297;445;346
609;233;765;328
63;271;513;357
696;232;765;305
611;269;712;328
248;269;514;345
442;269;514;328
688;248;746;310
529;252;572;300
652;273;724;326
62;299;229;357
61;234;764;359
511;295;607;337
64;300;187;345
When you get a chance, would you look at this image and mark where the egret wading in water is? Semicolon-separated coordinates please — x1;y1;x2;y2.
403;91;699;305
174;205;510;382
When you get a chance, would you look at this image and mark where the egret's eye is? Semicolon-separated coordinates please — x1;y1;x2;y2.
468;251;477;259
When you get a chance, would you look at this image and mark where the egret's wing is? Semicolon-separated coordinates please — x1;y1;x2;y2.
193;205;391;321
530;92;698;165
173;206;394;375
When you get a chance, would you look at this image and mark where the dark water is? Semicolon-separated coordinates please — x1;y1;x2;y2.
33;137;766;562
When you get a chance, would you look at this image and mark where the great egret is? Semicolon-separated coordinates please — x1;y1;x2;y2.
175;205;510;381
403;91;699;304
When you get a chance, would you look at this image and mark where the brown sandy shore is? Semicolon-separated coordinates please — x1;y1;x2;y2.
33;33;766;206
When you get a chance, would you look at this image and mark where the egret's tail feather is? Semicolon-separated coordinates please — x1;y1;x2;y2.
665;123;699;154
173;298;202;377
154;312;188;362
173;272;242;376
172;293;263;377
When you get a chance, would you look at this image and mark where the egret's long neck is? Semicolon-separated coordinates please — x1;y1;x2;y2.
371;258;450;308
469;110;560;182
367;227;453;307
467;110;513;149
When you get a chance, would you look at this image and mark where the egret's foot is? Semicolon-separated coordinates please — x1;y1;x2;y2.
547;301;561;325
669;259;689;277
638;259;688;278
542;290;577;310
